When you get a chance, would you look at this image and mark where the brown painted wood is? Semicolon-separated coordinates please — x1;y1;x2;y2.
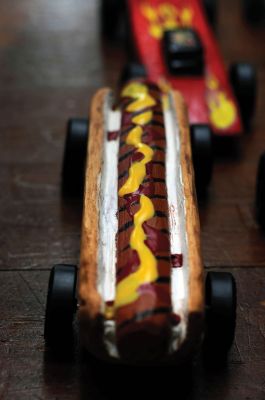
174;92;204;316
0;0;265;398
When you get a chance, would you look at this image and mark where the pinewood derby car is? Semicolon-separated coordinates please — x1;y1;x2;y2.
44;81;236;365
101;0;257;190
102;0;256;133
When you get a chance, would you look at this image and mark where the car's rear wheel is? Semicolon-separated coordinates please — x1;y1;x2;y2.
62;118;88;197
229;63;257;132
190;124;213;193
101;0;126;40
119;63;147;86
203;0;217;28
243;0;265;24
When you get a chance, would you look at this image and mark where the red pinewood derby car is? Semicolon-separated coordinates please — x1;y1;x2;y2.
101;0;257;190
101;0;257;137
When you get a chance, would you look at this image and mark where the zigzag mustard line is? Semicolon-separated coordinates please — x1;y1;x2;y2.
114;82;159;311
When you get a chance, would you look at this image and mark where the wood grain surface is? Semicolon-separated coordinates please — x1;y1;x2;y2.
0;0;265;399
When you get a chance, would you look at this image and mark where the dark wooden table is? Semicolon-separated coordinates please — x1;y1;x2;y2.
0;0;265;399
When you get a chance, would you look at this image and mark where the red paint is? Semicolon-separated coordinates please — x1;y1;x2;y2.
143;222;170;253
137;283;172;304
171;253;183;268
107;130;119;141
117;250;140;283
170;313;181;326
145;161;153;176
131;151;145;162
122;111;135;126
127;0;243;136
144;125;166;141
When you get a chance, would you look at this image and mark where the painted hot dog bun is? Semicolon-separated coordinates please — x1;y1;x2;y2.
79;81;204;364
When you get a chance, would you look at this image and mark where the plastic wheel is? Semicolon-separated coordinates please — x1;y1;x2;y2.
62;118;88;196
204;272;237;359
202;0;217;28
101;0;126;40
256;152;265;229
243;0;265;24
119;63;147;86
44;264;77;349
229;63;257;132
190;124;213;193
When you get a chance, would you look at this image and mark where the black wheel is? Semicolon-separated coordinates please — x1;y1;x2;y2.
101;0;126;40
119;63;147;86
202;0;217;28
190;124;213;193
44;264;77;349
229;63;257;132
204;272;237;360
256;152;265;229
243;0;265;24
62;118;88;197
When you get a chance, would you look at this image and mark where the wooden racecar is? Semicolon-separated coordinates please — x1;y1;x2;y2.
101;0;257;189
44;81;236;365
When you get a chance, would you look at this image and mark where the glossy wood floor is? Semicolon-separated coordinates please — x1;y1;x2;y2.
0;1;265;399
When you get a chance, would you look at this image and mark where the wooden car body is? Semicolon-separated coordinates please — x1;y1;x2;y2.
126;0;243;136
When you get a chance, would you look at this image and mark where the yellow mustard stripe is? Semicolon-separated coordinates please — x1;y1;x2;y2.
132;110;153;125
118;125;153;197
114;194;157;308
108;82;160;316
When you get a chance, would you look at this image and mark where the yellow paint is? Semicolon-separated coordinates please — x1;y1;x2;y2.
132;110;153;125
114;195;157;309
140;3;193;39
181;7;193;26
108;81;160;314
206;74;236;129
122;81;147;98
105;304;114;320
207;75;219;91
149;23;163;39
140;3;158;22
159;3;178;19
209;93;236;129
118;126;153;196
119;83;155;197
122;82;156;112
126;96;156;112
163;19;179;30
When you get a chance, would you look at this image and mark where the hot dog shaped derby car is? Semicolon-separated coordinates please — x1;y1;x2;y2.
101;0;257;185
45;80;236;365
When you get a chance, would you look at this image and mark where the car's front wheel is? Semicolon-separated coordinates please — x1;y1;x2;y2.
44;264;78;350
